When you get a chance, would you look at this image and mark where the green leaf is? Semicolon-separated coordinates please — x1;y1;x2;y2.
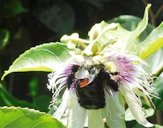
130;124;163;128
138;22;163;59
38;3;74;35
0;83;33;108
132;123;145;128
0;28;10;51
0;107;65;128
1;42;71;80
0;0;27;17
155;124;163;128
28;77;39;98
143;48;163;109
153;77;163;110
33;95;51;112
0;82;50;112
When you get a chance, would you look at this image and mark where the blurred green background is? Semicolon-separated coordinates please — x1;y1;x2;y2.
0;0;163;127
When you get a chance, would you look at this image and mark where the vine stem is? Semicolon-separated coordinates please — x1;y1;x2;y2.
152;64;163;77
155;5;163;19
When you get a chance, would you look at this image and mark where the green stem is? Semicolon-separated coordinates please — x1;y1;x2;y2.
152;64;163;77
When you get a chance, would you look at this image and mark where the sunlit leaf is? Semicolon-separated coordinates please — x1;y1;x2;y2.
0;107;65;128
138;22;163;59
1;42;71;80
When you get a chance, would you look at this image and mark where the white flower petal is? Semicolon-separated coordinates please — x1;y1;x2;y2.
67;94;86;128
120;85;153;127
88;109;105;128
104;90;126;128
53;89;70;120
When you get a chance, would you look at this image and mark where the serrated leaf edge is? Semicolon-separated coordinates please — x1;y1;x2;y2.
1;42;69;80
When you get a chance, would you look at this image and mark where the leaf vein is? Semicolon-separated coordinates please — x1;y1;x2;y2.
1;114;23;128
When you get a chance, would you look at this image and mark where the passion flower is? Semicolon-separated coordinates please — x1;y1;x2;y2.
47;4;158;128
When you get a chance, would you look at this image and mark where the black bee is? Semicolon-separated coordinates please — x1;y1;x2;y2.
66;65;119;109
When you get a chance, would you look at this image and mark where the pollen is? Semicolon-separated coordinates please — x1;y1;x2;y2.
104;61;117;73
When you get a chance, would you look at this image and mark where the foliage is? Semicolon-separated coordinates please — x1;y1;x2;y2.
0;107;65;128
1;43;71;79
0;29;10;51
